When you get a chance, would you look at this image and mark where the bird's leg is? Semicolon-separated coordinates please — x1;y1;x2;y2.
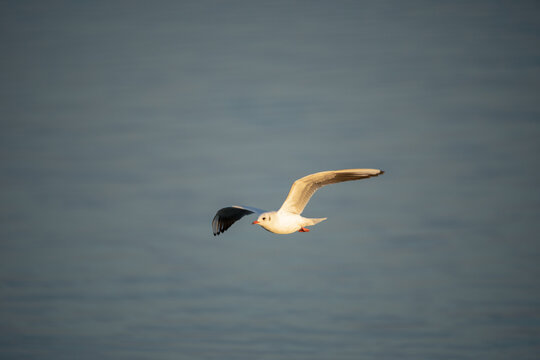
298;227;310;232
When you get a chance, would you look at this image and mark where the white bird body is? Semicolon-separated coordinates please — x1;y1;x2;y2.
254;211;327;234
212;168;384;236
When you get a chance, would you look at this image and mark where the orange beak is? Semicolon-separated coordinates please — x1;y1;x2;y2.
252;220;260;224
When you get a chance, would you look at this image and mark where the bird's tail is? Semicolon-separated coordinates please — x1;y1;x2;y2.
306;217;327;226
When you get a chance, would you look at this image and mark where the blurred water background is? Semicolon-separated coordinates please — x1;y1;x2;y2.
1;1;539;359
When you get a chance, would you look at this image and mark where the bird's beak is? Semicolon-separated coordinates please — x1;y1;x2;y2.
252;220;260;224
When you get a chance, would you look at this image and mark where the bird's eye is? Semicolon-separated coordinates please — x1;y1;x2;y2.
262;217;266;220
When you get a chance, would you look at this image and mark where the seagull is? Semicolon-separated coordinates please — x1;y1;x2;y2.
212;168;384;236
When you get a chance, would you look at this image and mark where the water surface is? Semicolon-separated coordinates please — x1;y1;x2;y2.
1;1;539;359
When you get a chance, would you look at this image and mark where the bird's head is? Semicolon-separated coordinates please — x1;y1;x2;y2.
252;212;274;227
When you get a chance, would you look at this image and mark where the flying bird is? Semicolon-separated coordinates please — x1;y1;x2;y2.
212;168;384;236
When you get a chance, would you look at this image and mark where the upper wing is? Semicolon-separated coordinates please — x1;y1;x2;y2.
278;169;384;215
212;205;266;236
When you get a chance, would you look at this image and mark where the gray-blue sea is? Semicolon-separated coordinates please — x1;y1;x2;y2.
1;1;539;359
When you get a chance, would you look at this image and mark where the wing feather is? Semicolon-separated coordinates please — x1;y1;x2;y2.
278;169;384;215
211;205;265;236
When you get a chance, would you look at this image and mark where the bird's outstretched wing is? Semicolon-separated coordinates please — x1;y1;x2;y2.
278;169;384;215
212;205;266;236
